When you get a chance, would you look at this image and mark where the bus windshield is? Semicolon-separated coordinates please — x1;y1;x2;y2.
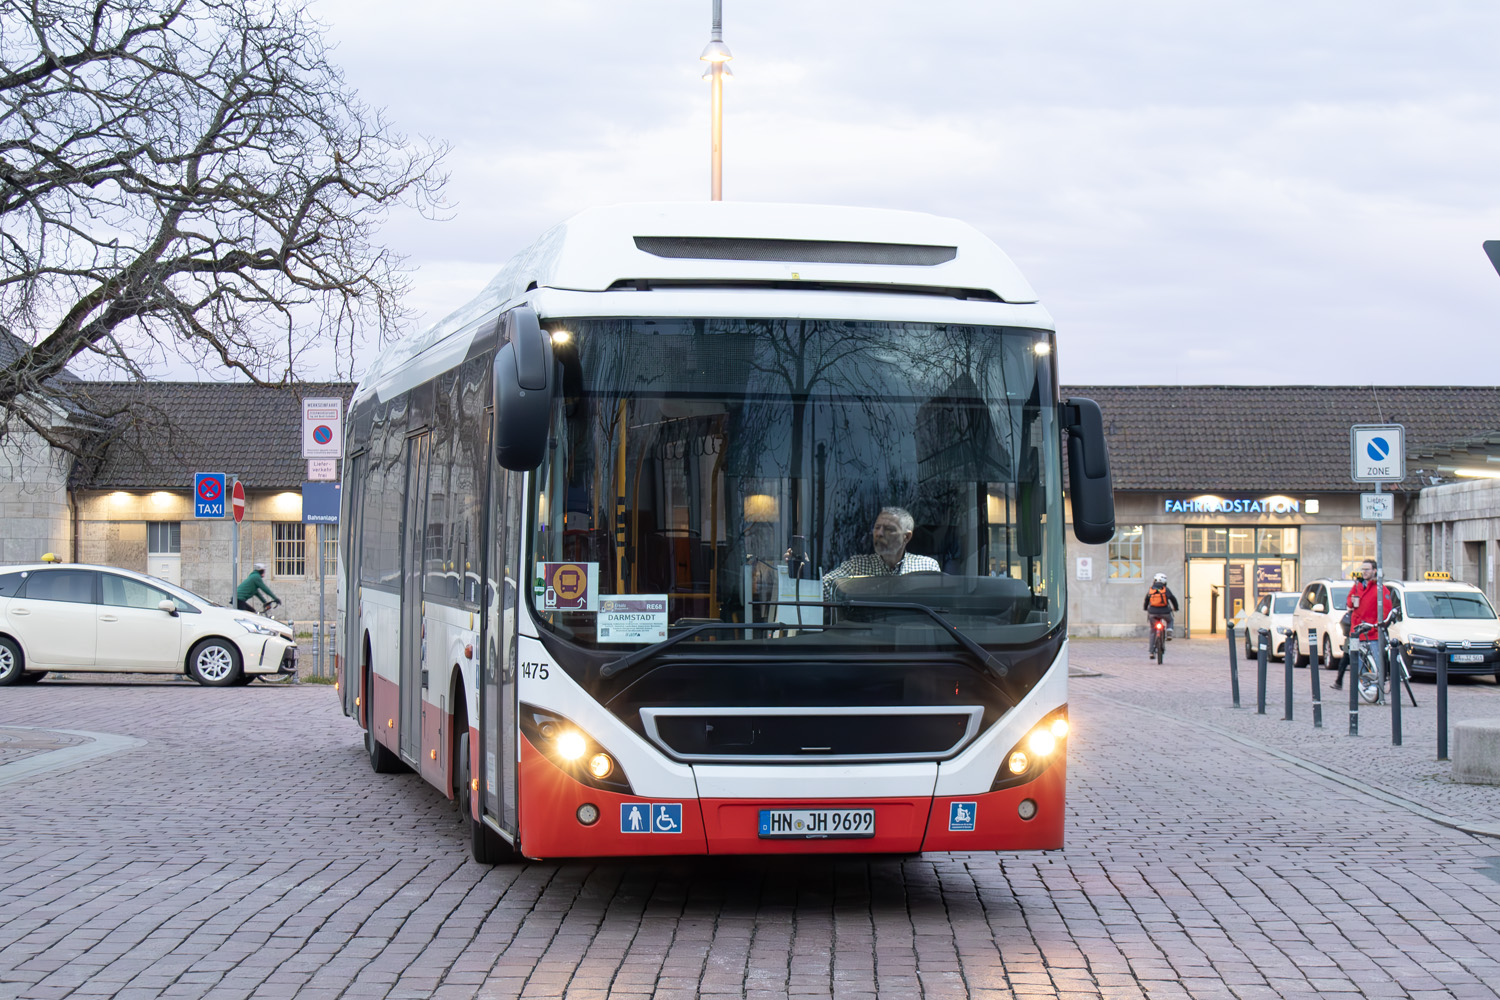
529;317;1064;655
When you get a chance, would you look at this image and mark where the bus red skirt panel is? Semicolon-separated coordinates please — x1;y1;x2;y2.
517;739;1066;858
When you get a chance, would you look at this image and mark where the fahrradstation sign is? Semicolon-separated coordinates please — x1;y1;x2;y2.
1350;424;1405;483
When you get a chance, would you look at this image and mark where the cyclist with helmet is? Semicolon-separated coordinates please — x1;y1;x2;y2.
235;563;279;612
1143;573;1179;654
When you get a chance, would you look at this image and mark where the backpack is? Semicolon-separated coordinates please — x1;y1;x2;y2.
1148;586;1170;609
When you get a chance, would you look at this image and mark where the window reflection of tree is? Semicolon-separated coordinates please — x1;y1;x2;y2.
544;319;1047;633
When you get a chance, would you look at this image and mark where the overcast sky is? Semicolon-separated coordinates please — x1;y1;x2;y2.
302;0;1500;386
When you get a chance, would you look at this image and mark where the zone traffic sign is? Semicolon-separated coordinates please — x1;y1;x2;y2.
1350;424;1405;483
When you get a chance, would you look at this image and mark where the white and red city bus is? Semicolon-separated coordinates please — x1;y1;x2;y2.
336;203;1114;862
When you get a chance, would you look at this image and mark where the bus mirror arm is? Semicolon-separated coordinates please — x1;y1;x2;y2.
493;307;555;471
1062;397;1115;545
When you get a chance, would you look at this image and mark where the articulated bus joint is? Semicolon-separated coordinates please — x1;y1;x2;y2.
518;703;634;795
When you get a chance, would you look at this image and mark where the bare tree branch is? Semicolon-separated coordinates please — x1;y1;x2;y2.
0;0;448;441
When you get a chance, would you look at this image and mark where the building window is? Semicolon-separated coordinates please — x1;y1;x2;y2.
1186;527;1228;555
275;522;306;577
1108;525;1143;579
321;524;338;578
1341;525;1375;579
147;521;181;554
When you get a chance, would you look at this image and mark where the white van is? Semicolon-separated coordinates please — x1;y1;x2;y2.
1288;578;1354;668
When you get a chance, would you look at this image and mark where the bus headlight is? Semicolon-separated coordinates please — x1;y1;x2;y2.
555;731;587;760
588;753;614;779
1027;729;1057;756
520;704;633;795
992;707;1069;791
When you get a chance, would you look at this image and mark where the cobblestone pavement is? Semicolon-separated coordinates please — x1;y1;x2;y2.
0;646;1498;1000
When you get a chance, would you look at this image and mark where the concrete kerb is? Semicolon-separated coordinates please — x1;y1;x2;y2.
1093;692;1500;840
1453;718;1500;787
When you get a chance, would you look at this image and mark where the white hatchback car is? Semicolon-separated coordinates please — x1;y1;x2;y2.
0;563;296;686
1288;578;1354;668
1239;591;1301;661
1386;580;1500;683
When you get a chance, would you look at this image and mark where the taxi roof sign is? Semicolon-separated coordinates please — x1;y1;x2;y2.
1423;571;1453;580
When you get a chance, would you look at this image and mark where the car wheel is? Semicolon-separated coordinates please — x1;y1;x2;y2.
0;637;24;686
188;638;242;686
1322;634;1334;668
1292;634;1310;669
1245;634;1254;660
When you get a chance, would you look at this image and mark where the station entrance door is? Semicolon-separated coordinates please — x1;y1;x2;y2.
1185;527;1300;636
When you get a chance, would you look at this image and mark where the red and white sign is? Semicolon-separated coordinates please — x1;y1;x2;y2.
231;480;246;523
307;458;337;481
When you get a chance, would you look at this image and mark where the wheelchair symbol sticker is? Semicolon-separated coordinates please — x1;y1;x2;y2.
948;801;977;832
652;803;682;833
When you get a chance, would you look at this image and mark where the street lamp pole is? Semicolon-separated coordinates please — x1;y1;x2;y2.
700;0;732;201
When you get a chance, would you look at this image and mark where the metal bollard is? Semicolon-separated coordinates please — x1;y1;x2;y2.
1437;643;1449;761
1227;625;1241;708
1257;628;1269;715
1349;640;1359;736
1283;630;1295;721
1385;632;1400;746
1308;629;1323;729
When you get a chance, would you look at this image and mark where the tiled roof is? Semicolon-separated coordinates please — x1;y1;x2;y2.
67;382;355;490
1063;385;1500;492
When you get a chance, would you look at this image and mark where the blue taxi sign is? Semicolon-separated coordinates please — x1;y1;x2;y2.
193;473;226;518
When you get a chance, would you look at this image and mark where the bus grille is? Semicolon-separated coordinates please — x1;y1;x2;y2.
638;706;983;763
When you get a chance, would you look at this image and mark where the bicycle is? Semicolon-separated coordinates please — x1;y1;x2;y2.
1351;618;1417;707
1148;615;1168;664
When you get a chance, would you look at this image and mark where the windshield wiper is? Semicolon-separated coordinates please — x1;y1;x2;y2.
758;600;1010;680
599;621;808;679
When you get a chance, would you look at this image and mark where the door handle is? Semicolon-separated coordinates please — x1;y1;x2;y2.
99;615;119;622
11;607;29;615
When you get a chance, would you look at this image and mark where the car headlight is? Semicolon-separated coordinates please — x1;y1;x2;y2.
235;618;281;636
1408;635;1437;648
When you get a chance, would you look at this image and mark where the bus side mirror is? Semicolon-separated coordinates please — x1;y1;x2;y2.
1062;397;1114;545
493;306;555;471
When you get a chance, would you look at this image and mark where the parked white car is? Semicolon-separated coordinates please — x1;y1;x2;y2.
1386;580;1500;683
0;563;296;686
1288;578;1354;668
1239;591;1300;661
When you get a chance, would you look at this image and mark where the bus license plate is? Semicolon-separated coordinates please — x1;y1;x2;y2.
758;808;875;839
1452;653;1485;663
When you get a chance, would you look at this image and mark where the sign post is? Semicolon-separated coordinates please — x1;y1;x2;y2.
1351;424;1405;744
231;479;244;601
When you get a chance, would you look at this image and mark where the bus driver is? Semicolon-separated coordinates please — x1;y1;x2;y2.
821;506;940;600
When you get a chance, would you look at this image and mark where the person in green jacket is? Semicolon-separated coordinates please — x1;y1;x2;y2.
235;563;279;611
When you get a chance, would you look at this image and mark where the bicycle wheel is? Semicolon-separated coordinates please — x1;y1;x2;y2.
1357;657;1381;705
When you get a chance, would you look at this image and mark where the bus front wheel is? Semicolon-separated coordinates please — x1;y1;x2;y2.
455;720;515;865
